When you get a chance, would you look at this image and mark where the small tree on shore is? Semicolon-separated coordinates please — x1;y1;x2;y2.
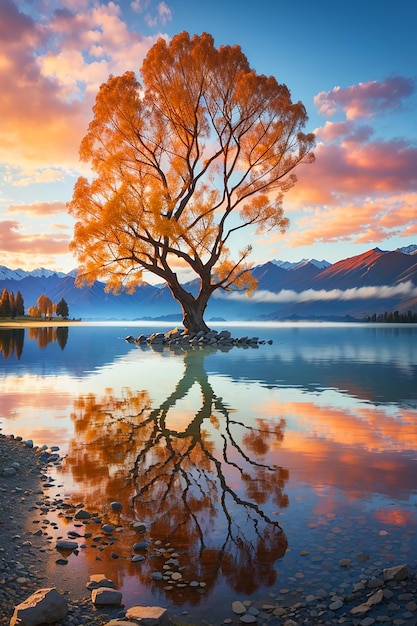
28;305;41;317
37;294;54;318
14;291;25;317
69;31;314;333
0;288;11;317
56;298;69;319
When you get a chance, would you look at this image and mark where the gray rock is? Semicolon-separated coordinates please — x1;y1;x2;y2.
10;587;68;626
2;467;17;476
56;539;78;552
74;509;91;519
350;589;384;615
383;564;408;581
329;598;344;610
91;587;122;605
133;521;147;533
240;615;257;624
133;541;149;550
232;600;247;615
102;523;115;534
86;575;116;590
125;605;170;626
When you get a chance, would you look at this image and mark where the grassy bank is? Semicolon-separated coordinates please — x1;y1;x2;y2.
0;316;83;328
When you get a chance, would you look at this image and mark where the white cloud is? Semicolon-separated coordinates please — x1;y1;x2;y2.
218;281;417;303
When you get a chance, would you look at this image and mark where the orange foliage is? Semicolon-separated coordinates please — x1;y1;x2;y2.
68;32;314;331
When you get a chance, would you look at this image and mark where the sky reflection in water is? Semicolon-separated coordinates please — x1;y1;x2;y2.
0;323;416;620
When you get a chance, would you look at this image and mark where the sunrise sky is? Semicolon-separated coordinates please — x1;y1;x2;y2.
1;0;416;274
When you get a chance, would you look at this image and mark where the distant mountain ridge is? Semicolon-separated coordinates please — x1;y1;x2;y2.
1;245;417;321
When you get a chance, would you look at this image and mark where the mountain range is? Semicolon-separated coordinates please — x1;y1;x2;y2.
1;245;417;322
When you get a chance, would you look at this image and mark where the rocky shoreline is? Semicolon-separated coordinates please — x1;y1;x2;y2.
1;433;417;626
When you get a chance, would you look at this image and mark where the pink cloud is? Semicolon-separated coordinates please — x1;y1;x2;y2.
314;76;415;120
0;220;70;254
316;121;374;144
287;134;417;207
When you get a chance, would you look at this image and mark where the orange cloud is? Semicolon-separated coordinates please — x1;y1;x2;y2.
282;190;417;248
7;201;67;216
0;1;162;173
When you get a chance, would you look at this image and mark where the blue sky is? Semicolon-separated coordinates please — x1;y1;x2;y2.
0;0;416;274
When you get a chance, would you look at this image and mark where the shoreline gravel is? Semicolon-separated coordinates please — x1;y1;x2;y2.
0;433;112;625
1;432;417;626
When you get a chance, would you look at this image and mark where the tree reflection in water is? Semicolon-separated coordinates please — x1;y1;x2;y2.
66;346;289;596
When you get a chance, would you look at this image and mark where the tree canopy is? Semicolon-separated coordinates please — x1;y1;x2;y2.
68;31;315;332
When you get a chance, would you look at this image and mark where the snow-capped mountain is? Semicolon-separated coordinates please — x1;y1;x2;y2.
272;258;331;270
0;266;68;281
398;245;417;255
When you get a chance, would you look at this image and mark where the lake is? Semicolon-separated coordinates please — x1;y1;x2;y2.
1;322;416;622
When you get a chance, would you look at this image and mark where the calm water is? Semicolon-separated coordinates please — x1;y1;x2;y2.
1;322;417;621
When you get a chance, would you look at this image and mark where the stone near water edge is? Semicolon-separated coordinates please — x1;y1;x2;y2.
86;574;116;590
232;600;247;615
383;564;408;581
125;605;170;626
132;554;146;562
103;622;139;626
74;508;92;519
9;587;68;626
110;501;123;511
2;467;17;476
329;598;344;611
133;521;147;533
126;328;273;350
240;615;257;624
91;587;123;606
55;539;78;552
350;588;384;615
102;523;115;534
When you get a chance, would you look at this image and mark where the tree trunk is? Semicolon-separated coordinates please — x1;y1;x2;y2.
181;300;210;334
167;280;211;334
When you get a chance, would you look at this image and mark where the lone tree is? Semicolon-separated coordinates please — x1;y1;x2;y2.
68;31;315;333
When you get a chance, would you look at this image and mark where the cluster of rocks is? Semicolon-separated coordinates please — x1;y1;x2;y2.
7;563;417;626
0;438;60;478
9;584;170;626
228;564;416;625
125;327;273;350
